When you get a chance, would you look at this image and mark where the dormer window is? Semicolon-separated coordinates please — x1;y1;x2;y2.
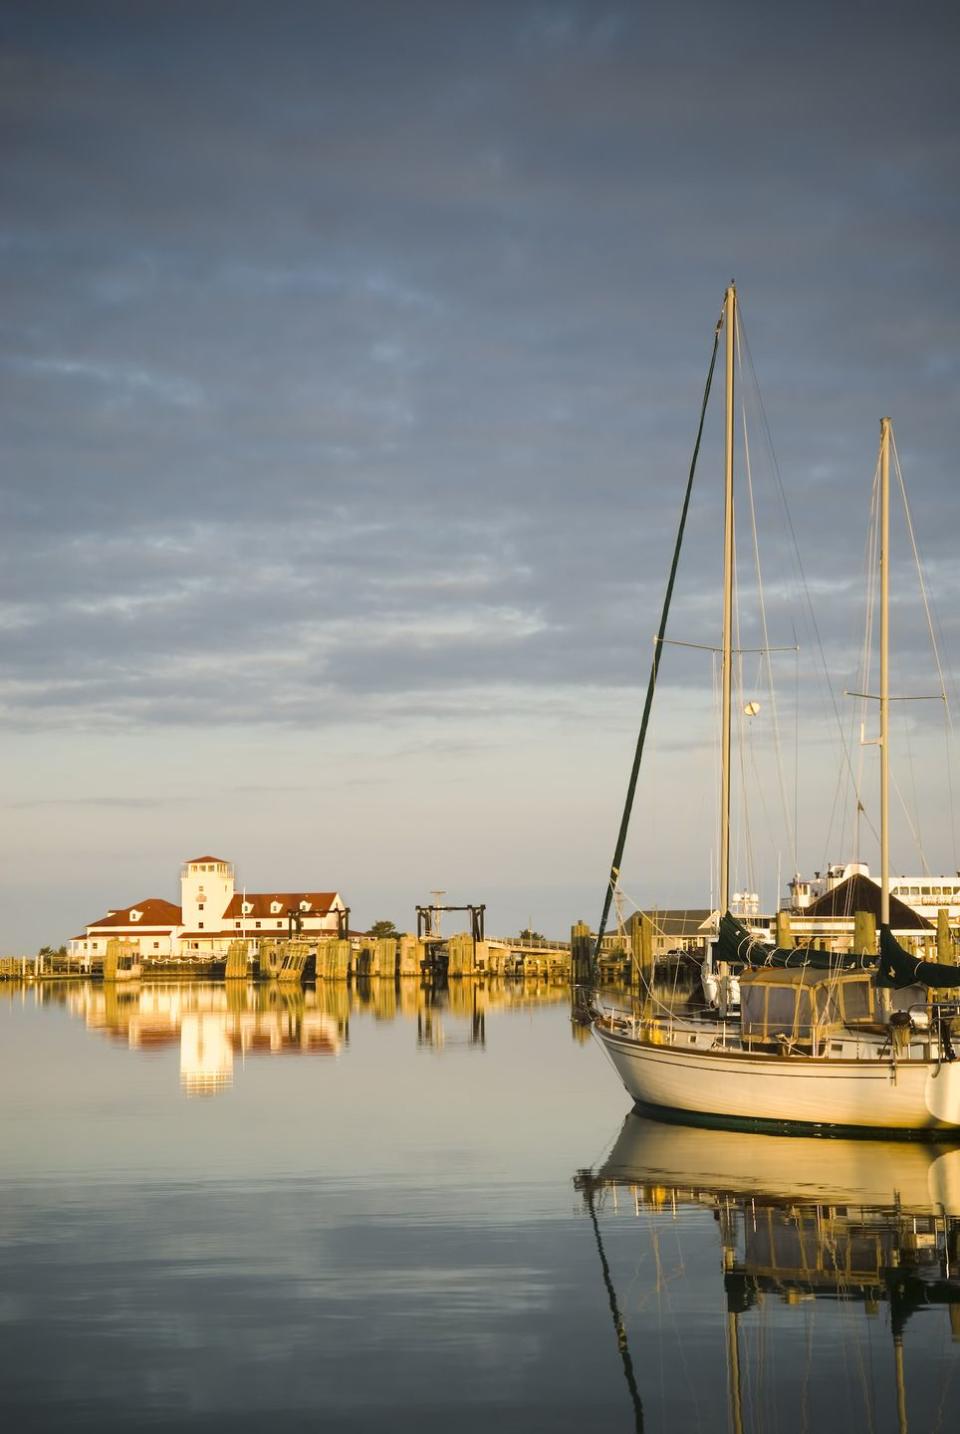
270;901;282;914
130;909;142;923
241;901;252;914
300;900;311;912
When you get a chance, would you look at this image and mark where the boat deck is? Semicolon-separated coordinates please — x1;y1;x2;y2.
595;1005;960;1066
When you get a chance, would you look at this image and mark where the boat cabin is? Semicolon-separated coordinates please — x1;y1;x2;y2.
739;968;879;1052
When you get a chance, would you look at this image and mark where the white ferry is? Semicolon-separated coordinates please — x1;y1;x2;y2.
788;862;960;921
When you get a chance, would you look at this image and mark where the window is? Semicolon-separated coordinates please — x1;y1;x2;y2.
270;901;282;914
198;903;205;911
766;986;802;1036
241;902;252;914
198;922;204;929
841;980;872;1021
256;921;261;929
300;901;311;912
235;921;241;929
277;920;283;928
153;942;160;950
192;942;199;949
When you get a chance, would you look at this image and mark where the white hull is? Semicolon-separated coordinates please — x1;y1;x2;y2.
595;1023;960;1132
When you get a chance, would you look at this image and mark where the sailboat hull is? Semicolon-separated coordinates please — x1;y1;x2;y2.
595;1025;960;1133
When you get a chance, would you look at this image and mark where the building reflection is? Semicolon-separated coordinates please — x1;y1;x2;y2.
20;976;577;1094
577;1117;960;1433
61;982;345;1096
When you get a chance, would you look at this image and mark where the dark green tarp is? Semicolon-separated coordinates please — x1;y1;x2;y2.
876;925;960;990
719;912;960;991
716;912;875;973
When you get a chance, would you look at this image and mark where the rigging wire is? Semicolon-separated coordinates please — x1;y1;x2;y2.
793;627;800;874
833;457;881;873
891;430;958;871
731;528;755;900
736;318;796;875
736;307;875;864
593;311;722;963
858;459;882;860
899;701;929;874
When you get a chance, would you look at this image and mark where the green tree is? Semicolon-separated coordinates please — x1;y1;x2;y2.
368;919;399;939
519;927;545;943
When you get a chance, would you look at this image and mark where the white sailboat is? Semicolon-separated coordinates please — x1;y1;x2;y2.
593;285;960;1134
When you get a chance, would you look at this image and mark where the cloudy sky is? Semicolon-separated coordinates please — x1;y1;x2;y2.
2;0;959;948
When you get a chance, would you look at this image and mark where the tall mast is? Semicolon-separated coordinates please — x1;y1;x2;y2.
880;416;891;927
719;284;736;915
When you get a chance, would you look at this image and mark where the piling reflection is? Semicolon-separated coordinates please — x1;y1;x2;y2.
577;1116;960;1433
3;977;577;1095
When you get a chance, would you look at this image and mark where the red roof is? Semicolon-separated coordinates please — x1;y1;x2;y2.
180;929;251;940
86;898;183;929
223;892;338;919
185;855;231;865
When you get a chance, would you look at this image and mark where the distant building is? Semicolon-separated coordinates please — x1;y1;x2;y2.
68;855;347;961
788;862;960;920
641;909;714;959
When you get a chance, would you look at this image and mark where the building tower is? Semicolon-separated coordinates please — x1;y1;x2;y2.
180;855;235;933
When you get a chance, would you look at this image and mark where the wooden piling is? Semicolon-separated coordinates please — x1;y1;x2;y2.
224;940;249;979
571;921;593;983
278;942;310;983
937;908;955;964
397;935;420;976
317;938;353;980
629;913;654;987
102;938;136;982
854;910;878;955
374;937;398;978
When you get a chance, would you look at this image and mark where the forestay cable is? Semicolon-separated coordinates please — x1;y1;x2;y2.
592;308;723;965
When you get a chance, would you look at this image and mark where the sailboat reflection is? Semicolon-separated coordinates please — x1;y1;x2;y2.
577;1116;960;1433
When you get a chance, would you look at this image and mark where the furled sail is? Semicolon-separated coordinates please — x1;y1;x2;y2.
720;913;960;990
876;925;960;990
716;912;876;973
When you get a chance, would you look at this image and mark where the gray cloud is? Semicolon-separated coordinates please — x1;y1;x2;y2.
2;0;960;944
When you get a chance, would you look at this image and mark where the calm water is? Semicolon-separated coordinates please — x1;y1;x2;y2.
2;979;959;1432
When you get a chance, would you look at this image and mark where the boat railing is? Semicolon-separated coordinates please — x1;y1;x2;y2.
593;998;740;1050
899;1000;960;1067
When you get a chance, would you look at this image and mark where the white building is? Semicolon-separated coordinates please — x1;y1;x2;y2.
68;854;347;961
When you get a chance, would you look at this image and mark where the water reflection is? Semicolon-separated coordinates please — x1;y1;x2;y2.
578;1116;960;1433
3;977;575;1095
